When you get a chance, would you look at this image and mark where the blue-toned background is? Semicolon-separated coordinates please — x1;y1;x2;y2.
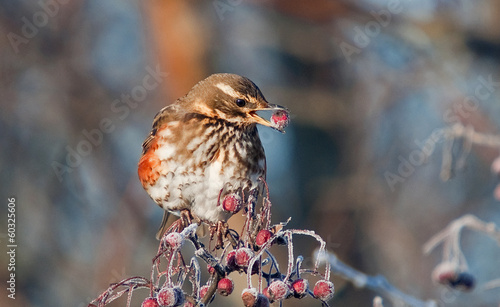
1;0;500;306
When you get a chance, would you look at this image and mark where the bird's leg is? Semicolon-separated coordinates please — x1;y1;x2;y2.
217;221;227;249
179;209;194;228
209;221;229;249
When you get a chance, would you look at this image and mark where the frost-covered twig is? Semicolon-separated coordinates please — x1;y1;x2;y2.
423;214;500;292
317;250;437;307
481;278;500;291
423;214;500;257
89;277;151;307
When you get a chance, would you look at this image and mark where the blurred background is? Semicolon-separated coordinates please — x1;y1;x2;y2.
1;0;500;306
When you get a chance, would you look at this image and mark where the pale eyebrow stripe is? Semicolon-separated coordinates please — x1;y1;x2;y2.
216;83;240;98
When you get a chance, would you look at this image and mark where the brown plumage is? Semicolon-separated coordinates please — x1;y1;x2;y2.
138;73;287;238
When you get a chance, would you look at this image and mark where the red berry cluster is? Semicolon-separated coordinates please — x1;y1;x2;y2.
89;182;335;307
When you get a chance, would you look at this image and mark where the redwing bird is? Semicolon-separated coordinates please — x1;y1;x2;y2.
138;73;288;239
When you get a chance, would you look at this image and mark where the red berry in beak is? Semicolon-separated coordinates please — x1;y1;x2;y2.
270;109;290;132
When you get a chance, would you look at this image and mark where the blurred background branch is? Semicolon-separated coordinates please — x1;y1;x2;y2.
2;0;500;306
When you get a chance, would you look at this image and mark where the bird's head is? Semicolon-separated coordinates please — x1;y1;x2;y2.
185;73;288;132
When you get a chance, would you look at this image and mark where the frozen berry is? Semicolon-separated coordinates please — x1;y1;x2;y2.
255;294;270;307
270;109;290;132
222;193;242;213
182;301;195;307
165;232;184;250
313;280;334;301
267;280;289;302
242;288;269;307
141;297;160;307
432;262;475;291
217;277;234;296
291;278;309;298
432;262;457;282
157;287;185;307
235;247;254;267
241;288;258;307
255;229;273;247
262;286;270;299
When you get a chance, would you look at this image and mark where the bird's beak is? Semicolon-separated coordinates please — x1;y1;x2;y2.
248;104;289;132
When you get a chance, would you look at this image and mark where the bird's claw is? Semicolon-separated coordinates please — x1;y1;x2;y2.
210;221;229;249
180;209;194;228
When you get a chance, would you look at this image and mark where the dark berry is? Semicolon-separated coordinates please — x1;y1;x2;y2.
157;287;184;307
291;278;309;298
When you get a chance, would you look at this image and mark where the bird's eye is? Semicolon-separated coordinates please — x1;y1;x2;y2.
235;99;246;107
